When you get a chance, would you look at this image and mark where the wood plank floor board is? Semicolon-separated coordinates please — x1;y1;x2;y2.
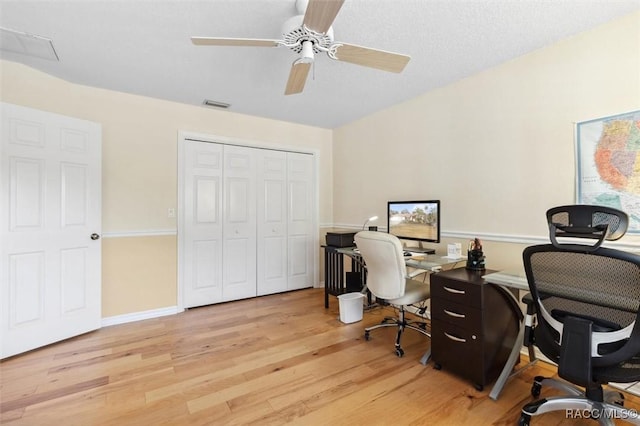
2;288;640;425
144;336;335;405
186;370;317;414
288;363;429;425
266;364;371;412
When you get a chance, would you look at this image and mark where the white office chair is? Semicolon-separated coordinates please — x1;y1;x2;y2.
354;231;431;357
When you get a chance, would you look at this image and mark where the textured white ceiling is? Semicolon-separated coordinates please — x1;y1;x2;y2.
1;0;638;129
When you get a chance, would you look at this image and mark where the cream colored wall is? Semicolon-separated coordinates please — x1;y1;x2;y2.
333;11;640;271
102;236;177;316
0;61;333;317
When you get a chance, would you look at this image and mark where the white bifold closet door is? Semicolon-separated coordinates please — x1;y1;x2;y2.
182;141;224;307
256;149;288;295
285;152;314;291
255;149;314;295
222;145;257;301
182;140;314;308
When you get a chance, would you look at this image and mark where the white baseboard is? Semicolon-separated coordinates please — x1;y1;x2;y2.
102;305;183;327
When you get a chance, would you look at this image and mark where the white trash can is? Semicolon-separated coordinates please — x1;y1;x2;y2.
337;292;365;324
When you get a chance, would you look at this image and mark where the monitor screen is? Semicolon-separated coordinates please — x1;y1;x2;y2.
387;200;440;243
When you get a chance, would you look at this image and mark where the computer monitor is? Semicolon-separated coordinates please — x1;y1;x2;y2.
387;200;440;248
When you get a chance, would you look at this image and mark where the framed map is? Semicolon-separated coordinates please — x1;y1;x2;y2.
576;110;640;232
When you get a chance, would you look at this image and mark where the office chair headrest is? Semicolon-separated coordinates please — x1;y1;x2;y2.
546;204;628;251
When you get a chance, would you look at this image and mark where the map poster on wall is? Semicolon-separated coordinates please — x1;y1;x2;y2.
576;110;640;232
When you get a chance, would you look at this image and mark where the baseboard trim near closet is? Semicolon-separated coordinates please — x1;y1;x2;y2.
102;305;184;327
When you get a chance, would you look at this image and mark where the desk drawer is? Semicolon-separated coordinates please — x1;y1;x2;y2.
431;319;484;385
431;275;482;308
431;298;481;330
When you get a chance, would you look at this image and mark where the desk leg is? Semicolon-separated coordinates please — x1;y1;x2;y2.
489;315;538;400
324;286;329;309
324;250;330;308
489;320;524;400
420;348;431;366
323;247;345;309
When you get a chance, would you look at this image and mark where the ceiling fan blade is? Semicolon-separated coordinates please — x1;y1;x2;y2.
285;61;311;95
332;43;411;73
191;37;281;47
303;0;345;33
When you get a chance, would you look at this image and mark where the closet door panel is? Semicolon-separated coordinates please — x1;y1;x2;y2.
223;145;256;301
289;235;308;276
183;141;223;307
287;152;314;290
256;150;287;295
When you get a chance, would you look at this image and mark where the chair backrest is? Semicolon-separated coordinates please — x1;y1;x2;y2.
523;246;640;375
354;231;407;300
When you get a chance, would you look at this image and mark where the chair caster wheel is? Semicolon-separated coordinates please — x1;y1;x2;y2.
395;348;404;357
531;382;541;398
518;413;531;426
613;393;625;406
364;331;370;341
434;363;441;370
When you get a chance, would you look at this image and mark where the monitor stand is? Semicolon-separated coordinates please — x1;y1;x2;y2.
403;241;435;255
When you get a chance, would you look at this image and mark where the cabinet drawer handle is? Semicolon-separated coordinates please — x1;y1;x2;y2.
444;332;466;343
444;309;465;319
443;286;465;295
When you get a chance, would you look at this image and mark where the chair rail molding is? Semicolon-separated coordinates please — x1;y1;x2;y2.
102;229;177;238
329;224;640;251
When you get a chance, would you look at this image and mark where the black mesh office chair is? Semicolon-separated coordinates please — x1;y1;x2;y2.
519;205;640;425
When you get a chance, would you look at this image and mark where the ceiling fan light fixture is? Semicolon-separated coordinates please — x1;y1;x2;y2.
299;40;314;63
202;99;230;109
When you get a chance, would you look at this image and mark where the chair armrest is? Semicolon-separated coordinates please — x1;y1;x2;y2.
522;292;536;348
407;269;428;279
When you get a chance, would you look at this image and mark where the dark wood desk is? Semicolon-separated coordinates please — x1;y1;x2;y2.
430;268;521;391
322;245;366;308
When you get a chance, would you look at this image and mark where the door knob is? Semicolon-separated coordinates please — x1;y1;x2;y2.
90;233;100;240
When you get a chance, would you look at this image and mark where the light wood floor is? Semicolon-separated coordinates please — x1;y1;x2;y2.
2;288;639;425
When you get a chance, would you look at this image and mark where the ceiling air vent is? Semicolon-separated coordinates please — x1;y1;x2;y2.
0;27;59;61
202;99;230;109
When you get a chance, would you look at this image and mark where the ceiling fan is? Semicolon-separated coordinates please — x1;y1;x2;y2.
191;0;411;95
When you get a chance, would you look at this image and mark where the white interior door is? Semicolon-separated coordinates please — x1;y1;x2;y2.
222;145;257;301
1;103;102;359
182;140;223;308
287;152;314;290
256;149;287;296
